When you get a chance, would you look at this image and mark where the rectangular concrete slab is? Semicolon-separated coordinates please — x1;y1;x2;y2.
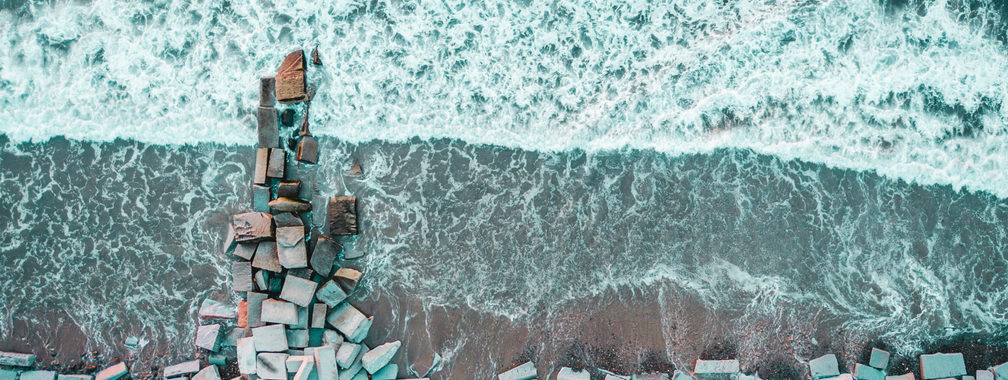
498;361;536;380
252;241;282;273
370;364;396;380
327;197;358;236
237;337;257;375
0;352;35;367
267;148;285;179
992;363;1008;380
361;341;401;374
164;360;201;377
252;324;289;352
257;107;279;148
254;148;269;185
57;375;92;380
195;324;222;351
976;369;994;380
21;372;56;380
885;374;914;380
326;303;366;340
252;185;271;212
855;363;885;380
260;77;276;107
810;354;840;379
920;353;966;379
310;236;340;276
311;304;327;329
235;243;256;261
280;276;317;307
316;281;347;307
276;226;308;269
557;367;590;380
94;363;127;380
286;329;310;348
870;348;890;370
262;300;299;325
191;366;220;380
694;359;739;379
256;353;289;380
0;369;18;380
233;262;253;292
314;345;338;380
335;343;361;369
246;292;268;328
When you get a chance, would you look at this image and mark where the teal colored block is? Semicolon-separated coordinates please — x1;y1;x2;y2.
855;364;885;380
869;348;890;370
0;370;17;380
0;352;35;367
20;372;55;380
252;185;270;212
695;359;739;379
370;365;397;380
348;371;367;380
920;353;966;379
992;362;1008;380
315;281;347;307
671;370;695;380
809;355;840;379
286;329;309;348
361;341;400;374
497;361;536;380
557;367;589;380
57;376;93;380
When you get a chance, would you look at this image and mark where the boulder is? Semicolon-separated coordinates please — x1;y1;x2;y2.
810;354;840;379
254;148;269;185
271;197;312;213
192;366;220;380
267;148;285;179
278;181;302;199
870;348;890;370
336;343;361;369
275;50;307;104
258;107;279;149
21;372;56;380
333;268;362;293
223;224;237;255
195;324;222;351
313;345;338;380
260;77;276;107
235;243;257;261
199;299;236;320
164;361;201;379
252;241;282;273
315;280;347;307
0;351;35;367
311;47;322;65
362;341;401;374
262;300;299;325
286;329;309;348
94;363;128;380
327;197;359;236
233;261;253;292
257;353;290;380
252;185;271;212
497;361;536;380
694;359;739;379
919;353;966;379
854;364;884;380
311;304;327;329
252;324;289;352
370;365;396;380
310;236;340;276
347;159;363;176
280;109;296;127
233;212;272;243
557;367;589;380
237;336;257;374
338;345;366;380
246;292;268;328
276;226;308;269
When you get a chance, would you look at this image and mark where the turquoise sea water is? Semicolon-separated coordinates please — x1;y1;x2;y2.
2;0;1008;378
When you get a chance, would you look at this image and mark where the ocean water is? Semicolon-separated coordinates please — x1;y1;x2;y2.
1;0;1008;378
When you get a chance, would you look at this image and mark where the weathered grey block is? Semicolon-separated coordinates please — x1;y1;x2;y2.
262;300;299;325
310;304;327;329
225;327;248;347
274;213;303;228
362;341;400;374
246;292;268;328
293;306;309;329
252;185;271;212
292;359;315;380
348;370;367;380
556;368;589;380
327;303;372;343
310;196;328;229
267;148;285;179
195;324;222;351
258;107;279;149
809;354;840;379
233;212;272;242
94;363;128;380
920;353;965;379
333;268;362;293
370;364;396;380
235;243;256;261
280;276;317;307
222;225;237;255
56;375;91;380
285;329;309;348
322;330;343;346
870;348;890;370
164;360;201;378
855;364;884;380
260;77;276;107
0;369;18;380
276;226;308;269
497;361;536;380
254;271;269;291
338;345;366;380
22;372;55;380
694;359;739;379
270;197;312;213
275;50;307;104
336;343;361;369
233;262;253;292
313;345;337;380
316;280;347;307
885;374;914;380
310;236;340;276
252;241;282;273
236;337;257;375
296;135;319;165
254;148;269;185
199;299;236;320
327;197;358;236
256;353;289;380
976;369;994;380
252;324;289;352
278;181;302;199
191;366;220;380
991;362;1008;379
0;351;35;367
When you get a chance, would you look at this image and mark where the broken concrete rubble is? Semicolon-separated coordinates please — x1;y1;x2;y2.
164;360;201;378
335;343;361;369
260;77;276;107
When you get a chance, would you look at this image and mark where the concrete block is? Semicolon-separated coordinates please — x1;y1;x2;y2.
225;327;248;347
335;343;361;369
274;213;303;228
192;366;220;380
976;369;994;380
293;306;309;329
261;300;299;325
296;134;318;164
497;361;536;380
256;353;289;380
268;274;283;293
21;372;55;380
252;241;282;273
348;316;371;344
822;376;853;380
233;262;253;292
278;181;302;199
314;345;338;380
310;236;340;277
286;356;312;373
222;225;238;255
94;363;128;380
267;148;285;179
237;337;257;375
671;371;695;380
311;196;328;229
370;365;396;380
260;77;276;107
636;374;670;380
57;375;91;380
323;330;343;346
238;302;248;329
338;345;365;380
361;341;400;374
294;360;316;380
327;197;358;236
964;376;976;380
208;353;227;366
920;353;965;379
885;375;914;380
258;107;279;148
316;281;347;307
235;243;256;261
992;363;1008;380
254;148;269;185
0;352;35;367
280;276;317;307
855;364;885;380
286;329;309;348
247;292;268;328
252;324;289;352
252;185;271;212
199;299;236;320
311;304;327;329
275;50;307;104
557;367;589;380
234;212;272;243
270;198;312;213
348;371;366;380
276;226;308;269
604;375;629;380
810;354;840;379
694;359;739;379
165;360;201;378
326;303;367;339
333;268;361;293
869;348;890;370
254;271;269;292
0;369;18;380
195;324;222;351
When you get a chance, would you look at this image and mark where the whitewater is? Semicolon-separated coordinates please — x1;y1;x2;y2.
1;0;1007;196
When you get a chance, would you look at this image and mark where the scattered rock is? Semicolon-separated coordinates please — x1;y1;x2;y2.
311;46;322;65
277;181;301;199
280;109;296;127
347;159;363;176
